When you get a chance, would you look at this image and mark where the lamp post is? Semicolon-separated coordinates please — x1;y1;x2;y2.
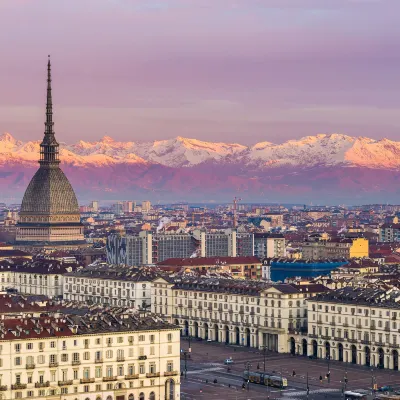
306;371;310;400
259;345;267;372
326;355;330;383
188;334;191;353
184;351;188;378
245;362;251;391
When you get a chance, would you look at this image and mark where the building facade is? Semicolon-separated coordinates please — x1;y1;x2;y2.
254;233;286;259
380;223;400;242
152;276;328;353
304;287;400;370
302;238;369;260
0;312;180;400
63;264;156;309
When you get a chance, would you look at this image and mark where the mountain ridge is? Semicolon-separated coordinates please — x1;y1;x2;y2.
1;132;399;203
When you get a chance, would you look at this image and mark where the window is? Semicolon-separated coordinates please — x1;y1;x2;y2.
167;333;172;342
168;345;172;354
37;355;45;364
15;357;21;366
106;366;113;377
95;367;102;378
26;343;33;350
139;364;145;374
72;353;80;362
61;354;68;362
118;337;123;343
139;335;145;342
15;344;21;353
167;361;173;372
149;363;156;374
83;352;90;360
106;350;113;359
50;341;56;348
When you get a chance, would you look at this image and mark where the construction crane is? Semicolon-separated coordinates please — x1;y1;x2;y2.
233;196;241;228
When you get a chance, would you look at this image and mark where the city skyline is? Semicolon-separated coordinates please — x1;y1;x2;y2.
1;0;400;144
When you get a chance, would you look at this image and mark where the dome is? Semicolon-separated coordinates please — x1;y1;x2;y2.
20;167;79;216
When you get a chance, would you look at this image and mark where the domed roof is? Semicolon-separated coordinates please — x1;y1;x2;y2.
20;167;79;216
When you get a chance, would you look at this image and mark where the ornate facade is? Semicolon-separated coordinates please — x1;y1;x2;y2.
16;57;85;250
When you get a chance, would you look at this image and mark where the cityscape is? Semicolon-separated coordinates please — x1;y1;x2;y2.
2;1;400;400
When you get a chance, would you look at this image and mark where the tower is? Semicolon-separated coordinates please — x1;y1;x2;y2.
16;57;85;249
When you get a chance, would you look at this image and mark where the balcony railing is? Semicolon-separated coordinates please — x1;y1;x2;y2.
72;360;81;366
347;338;357;343
58;379;73;386
125;374;139;380
26;364;36;369
103;376;117;382
0;385;7;391
35;382;50;388
117;357;125;362
80;378;95;384
95;358;104;363
12;384;27;390
164;371;178;376
49;362;59;367
138;355;147;360
146;372;160;378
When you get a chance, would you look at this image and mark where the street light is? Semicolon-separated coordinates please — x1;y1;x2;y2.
326;355;330;383
259;345;268;372
245;362;251;391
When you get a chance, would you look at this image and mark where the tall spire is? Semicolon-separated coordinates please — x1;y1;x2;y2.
45;54;54;136
40;55;60;165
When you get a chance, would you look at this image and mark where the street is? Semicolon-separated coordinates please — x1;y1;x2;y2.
179;338;400;399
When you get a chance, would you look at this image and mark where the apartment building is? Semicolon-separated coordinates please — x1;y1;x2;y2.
0;311;180;400
302;238;369;260
306;287;400;370
152;276;328;353
380;223;400;242
63;264;157;309
254;233;286;259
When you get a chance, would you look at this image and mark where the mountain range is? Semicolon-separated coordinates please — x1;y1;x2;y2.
1;132;400;204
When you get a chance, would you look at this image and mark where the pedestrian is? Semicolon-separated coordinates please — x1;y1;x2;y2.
292;370;296;376
319;375;323;382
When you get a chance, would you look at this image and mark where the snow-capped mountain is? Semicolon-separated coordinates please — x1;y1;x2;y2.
1;132;400;203
2;132;400;169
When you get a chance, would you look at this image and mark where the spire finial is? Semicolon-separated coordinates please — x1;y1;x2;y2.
39;55;59;165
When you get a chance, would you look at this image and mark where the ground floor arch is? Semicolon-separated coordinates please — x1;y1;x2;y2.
365;346;371;367
302;339;307;356
193;322;199;338
224;325;229;344
165;379;176;400
351;345;357;364
393;350;399;371
289;337;295;355
184;320;189;337
204;323;209;340
378;348;384;369
338;343;343;362
235;327;240;345
312;340;318;358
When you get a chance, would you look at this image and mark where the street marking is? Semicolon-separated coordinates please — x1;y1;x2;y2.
186;367;224;375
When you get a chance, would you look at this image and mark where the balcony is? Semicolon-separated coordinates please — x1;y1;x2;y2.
125;374;139;380
80;378;95;384
375;341;385;346
35;381;50;388
72;360;81;366
138;355;147;360
321;335;331;340
371;326;376;330
361;340;371;345
385;327;391;332
117;357;125;362
347;338;357;343
12;384;27;390
146;372;160;378
103;376;117;382
95;358;104;363
390;343;399;348
58;380;73;386
330;322;336;326
0;386;7;391
49;362;59;367
164;371;178;377
26;364;36;369
343;323;349;327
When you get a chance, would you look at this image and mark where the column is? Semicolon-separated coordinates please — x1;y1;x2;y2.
360;350;366;366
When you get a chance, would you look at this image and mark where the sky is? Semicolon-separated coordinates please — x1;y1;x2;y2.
1;0;400;145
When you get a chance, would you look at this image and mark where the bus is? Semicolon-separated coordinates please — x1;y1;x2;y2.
243;371;288;388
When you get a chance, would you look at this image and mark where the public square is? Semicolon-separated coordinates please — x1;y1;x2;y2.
180;338;400;399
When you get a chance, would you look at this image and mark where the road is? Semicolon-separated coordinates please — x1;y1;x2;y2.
179;338;400;400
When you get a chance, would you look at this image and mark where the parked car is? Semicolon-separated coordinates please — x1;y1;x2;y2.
224;358;234;365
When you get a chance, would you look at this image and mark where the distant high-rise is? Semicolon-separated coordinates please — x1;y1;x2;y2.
141;200;151;213
16;57;85;249
90;200;99;212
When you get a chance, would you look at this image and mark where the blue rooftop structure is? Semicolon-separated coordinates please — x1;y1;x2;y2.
270;259;348;282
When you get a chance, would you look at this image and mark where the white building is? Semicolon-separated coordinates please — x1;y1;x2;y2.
63;264;157;309
305;287;400;370
152;275;328;353
0;259;77;298
0;311;180;400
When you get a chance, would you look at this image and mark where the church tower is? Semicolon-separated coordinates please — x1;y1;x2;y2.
16;57;85;249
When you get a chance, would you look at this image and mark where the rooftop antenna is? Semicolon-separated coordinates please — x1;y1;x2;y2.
233;196;241;228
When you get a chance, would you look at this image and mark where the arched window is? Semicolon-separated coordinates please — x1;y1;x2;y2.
128;395;134;400
149;392;155;400
139;393;145;400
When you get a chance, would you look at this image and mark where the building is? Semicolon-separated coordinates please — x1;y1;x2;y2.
302;238;369;260
380;223;400;242
157;256;263;279
0;258;78;298
254;233;286;259
268;259;348;282
63;264;157;308
90;201;99;212
306;287;400;370
141;201;151;213
152;275;328;353
0;310;180;400
15;57;85;250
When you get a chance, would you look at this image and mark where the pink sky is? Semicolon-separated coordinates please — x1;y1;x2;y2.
1;0;400;144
